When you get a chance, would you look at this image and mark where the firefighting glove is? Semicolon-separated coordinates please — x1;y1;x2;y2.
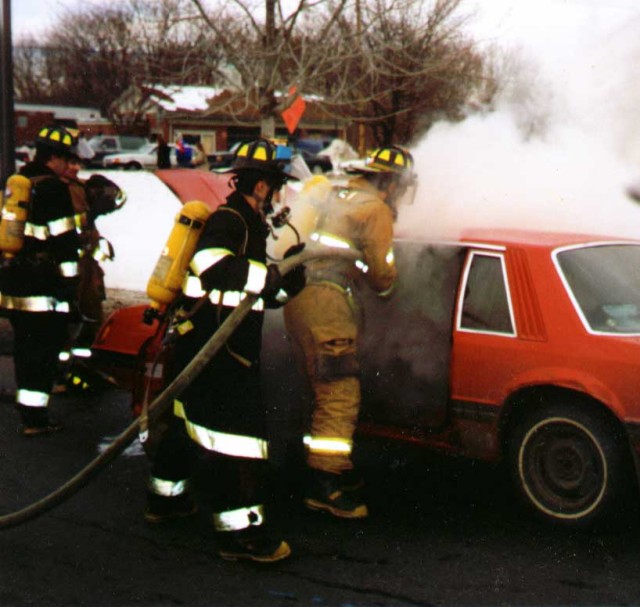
283;242;305;259
260;264;285;300
94;237;115;262
281;243;306;298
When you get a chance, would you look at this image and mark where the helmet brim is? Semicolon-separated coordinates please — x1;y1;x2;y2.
215;164;298;182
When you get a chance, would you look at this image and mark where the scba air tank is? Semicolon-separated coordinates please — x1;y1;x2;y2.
0;174;32;258
146;200;212;314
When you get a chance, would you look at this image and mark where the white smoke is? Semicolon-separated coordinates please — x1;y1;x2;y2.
396;4;640;242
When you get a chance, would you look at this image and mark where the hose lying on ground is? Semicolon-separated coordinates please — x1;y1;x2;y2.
0;248;360;530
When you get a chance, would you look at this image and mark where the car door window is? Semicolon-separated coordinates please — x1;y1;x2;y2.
459;253;515;335
101;138;118;151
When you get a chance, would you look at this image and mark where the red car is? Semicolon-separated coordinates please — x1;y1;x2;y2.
84;174;640;528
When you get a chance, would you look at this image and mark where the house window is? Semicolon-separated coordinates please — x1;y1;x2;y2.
459;253;515;335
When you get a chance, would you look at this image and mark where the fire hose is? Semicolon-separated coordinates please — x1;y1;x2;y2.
0;248;360;530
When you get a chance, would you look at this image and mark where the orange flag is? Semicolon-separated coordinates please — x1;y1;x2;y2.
282;86;307;134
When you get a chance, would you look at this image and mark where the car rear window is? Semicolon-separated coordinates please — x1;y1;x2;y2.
460;253;514;335
556;244;640;334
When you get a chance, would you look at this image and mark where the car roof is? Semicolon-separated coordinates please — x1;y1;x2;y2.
458;228;640;249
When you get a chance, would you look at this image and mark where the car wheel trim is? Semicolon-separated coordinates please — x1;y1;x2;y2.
517;416;608;520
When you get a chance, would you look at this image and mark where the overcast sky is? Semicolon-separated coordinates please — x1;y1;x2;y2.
10;0;640;50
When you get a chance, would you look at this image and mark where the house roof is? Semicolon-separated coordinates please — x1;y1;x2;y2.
15;103;104;121
146;85;223;113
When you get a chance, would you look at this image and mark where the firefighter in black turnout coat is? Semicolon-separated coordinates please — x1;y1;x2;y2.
0;126;80;435
145;139;305;563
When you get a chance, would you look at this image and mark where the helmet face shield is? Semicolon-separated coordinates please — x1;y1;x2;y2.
394;170;418;208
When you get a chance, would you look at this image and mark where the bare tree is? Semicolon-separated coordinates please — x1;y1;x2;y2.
189;0;352;137
13;0;498;144
13;0;225;129
189;0;497;145
319;0;497;145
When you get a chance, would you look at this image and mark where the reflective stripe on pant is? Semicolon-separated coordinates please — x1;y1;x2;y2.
284;284;361;474
150;407;269;532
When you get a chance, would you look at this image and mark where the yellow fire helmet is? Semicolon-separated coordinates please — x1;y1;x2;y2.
35;125;77;156
353;145;414;176
230;138;296;181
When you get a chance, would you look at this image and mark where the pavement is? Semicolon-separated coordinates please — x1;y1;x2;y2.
2;290;640;606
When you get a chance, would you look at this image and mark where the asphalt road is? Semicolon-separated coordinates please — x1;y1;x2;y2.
1;335;640;605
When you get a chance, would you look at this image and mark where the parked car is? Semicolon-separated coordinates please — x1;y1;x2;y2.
293;149;333;174
102;143;177;170
86;135;150;168
207;142;242;171
76;174;640;529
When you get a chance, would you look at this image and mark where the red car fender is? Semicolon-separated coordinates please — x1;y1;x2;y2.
498;365;625;421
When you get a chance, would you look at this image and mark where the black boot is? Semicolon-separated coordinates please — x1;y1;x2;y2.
340;469;365;492
17;405;62;437
144;491;197;524
217;526;291;563
304;469;368;519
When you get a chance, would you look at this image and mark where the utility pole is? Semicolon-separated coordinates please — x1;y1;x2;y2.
261;0;276;139
356;0;366;157
0;0;15;184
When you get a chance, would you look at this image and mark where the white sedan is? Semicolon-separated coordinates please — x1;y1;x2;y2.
102;143;177;170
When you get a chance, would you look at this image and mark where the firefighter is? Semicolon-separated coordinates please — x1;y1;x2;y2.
145;139;306;563
57;153;121;391
0;125;80;435
283;145;416;518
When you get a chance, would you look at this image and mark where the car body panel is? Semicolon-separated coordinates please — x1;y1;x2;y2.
87;135;150;168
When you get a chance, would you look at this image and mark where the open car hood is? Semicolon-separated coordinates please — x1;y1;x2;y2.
155;168;232;210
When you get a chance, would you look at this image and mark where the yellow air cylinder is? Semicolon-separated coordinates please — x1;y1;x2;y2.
0;174;32;258
146;200;213;312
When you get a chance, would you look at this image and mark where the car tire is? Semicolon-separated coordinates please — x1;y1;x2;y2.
507;399;629;528
124;162;142;171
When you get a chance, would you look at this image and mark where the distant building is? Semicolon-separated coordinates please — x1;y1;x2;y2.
14;103;112;144
15;85;357;153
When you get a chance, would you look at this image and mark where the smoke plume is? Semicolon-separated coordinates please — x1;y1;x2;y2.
396;7;640;242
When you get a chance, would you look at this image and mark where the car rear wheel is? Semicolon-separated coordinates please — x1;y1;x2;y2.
507;400;629;528
124;162;142;171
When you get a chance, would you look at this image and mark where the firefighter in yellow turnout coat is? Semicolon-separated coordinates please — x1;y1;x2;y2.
284;146;416;519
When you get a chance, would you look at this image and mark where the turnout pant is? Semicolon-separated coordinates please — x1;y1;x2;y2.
75;256;105;347
149;346;271;534
10;310;69;425
284;283;361;474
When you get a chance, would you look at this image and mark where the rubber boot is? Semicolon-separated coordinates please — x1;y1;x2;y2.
17;405;62;437
304;469;368;519
217;526;291;563
144;491;197;524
